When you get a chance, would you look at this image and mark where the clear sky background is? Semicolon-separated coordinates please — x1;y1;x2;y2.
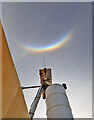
2;2;92;118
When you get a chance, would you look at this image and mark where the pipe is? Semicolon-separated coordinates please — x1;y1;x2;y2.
29;86;42;119
22;85;40;89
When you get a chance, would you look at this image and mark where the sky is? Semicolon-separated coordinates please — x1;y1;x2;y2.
2;2;92;118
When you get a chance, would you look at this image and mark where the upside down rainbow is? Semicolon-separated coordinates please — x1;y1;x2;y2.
20;30;73;53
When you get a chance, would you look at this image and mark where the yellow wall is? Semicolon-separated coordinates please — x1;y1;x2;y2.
0;20;30;118
0;20;2;119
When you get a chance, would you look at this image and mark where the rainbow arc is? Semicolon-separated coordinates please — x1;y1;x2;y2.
20;31;73;53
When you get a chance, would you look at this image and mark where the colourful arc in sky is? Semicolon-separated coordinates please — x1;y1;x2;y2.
20;30;73;53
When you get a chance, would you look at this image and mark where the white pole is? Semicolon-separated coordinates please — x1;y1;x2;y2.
45;84;73;118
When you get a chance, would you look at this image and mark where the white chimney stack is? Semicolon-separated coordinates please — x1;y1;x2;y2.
45;84;73;118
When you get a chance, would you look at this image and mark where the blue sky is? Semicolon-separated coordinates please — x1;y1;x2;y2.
2;2;92;118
